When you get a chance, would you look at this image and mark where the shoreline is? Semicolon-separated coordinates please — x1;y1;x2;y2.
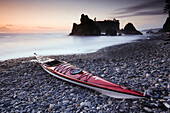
0;34;144;62
0;34;169;112
0;34;146;62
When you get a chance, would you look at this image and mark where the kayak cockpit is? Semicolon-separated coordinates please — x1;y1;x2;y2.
44;59;62;67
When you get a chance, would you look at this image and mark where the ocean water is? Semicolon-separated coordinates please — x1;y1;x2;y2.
0;33;145;61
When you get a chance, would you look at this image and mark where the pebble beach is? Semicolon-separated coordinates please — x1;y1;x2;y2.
0;34;169;113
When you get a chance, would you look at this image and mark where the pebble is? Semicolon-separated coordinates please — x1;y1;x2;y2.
163;96;170;99
96;106;101;110
70;93;75;96
62;100;70;105
163;102;170;109
108;100;112;105
101;74;105;77
143;107;153;113
145;73;151;78
0;34;169;112
48;104;55;111
80;101;91;107
70;88;75;93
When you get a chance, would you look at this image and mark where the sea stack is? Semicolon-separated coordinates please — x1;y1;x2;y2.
69;14;101;36
95;18;119;35
123;23;142;35
163;12;170;32
163;0;170;32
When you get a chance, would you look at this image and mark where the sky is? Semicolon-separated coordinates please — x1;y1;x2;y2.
0;0;167;33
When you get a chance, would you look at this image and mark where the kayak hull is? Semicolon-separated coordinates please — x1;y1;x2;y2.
35;53;149;99
42;66;143;99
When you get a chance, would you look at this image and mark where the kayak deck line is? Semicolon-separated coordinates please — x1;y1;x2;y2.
34;53;150;99
53;63;93;82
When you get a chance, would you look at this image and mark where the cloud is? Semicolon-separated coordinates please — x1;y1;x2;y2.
115;9;166;18
37;26;54;29
113;0;165;18
6;24;13;27
0;26;11;32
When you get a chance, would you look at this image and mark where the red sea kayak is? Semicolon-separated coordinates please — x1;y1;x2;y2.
34;53;150;99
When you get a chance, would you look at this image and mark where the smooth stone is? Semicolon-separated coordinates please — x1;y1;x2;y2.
80;101;91;107
101;74;105;77
108;100;112;105
70;89;75;93
62;100;70;105
143;107;153;113
48;104;55;111
163;96;170;99
70;93;75;96
145;73;151;78
96;106;100;110
163;102;170;109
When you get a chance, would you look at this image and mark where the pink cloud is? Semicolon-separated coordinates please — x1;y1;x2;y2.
0;26;11;32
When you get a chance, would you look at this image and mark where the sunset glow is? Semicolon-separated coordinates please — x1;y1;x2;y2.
0;0;167;33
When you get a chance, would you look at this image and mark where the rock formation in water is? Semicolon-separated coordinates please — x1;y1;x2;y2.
95;19;119;35
69;14;101;36
70;14;144;36
146;30;154;34
163;17;170;32
106;28;117;36
123;23;142;35
163;0;170;32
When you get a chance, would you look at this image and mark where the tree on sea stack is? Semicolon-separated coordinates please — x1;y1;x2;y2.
163;0;170;32
164;0;170;16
